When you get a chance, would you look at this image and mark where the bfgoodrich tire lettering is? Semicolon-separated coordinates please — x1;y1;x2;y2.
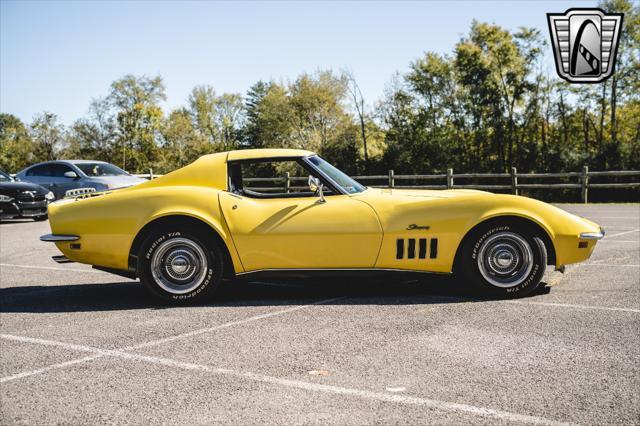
461;223;547;298
138;229;223;303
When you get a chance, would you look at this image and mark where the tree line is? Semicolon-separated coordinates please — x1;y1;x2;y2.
1;0;638;178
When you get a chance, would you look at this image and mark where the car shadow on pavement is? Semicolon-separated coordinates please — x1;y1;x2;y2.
0;276;551;314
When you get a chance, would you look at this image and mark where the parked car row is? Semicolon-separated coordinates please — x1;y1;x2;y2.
1;160;146;221
0;170;52;221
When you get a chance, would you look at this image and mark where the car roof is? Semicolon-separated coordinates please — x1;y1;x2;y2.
24;160;108;168
225;149;315;162
61;160;109;164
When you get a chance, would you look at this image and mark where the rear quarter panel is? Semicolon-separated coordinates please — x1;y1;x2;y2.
48;186;242;272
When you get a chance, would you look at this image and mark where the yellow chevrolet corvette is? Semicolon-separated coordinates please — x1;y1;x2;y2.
41;149;604;302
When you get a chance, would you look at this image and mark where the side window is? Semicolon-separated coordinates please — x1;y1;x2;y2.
26;165;52;177
50;164;74;177
229;159;334;199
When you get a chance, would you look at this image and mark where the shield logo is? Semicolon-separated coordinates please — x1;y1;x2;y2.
547;8;623;83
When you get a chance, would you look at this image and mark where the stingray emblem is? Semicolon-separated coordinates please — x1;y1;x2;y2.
547;8;623;83
406;224;430;230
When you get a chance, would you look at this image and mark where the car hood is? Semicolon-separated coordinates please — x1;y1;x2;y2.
0;181;50;196
89;175;146;189
358;187;490;200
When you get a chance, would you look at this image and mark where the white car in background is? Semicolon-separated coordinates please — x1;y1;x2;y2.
16;160;146;199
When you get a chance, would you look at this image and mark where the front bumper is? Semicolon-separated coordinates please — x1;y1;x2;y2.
40;234;80;242
579;227;605;240
0;200;48;219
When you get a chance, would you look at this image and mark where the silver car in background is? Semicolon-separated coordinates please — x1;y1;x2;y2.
16;160;146;199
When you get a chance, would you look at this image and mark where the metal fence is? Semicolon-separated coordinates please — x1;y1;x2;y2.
134;166;640;203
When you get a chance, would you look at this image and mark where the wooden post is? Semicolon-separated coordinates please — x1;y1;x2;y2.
388;169;395;188
284;172;290;193
581;165;589;203
447;168;453;189
511;167;518;195
149;168;154;180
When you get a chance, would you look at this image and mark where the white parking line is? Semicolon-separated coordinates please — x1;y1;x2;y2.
595;216;640;220
0;333;572;425
0;355;101;384
582;263;639;267
0;296;344;383
0;263;104;274
605;229;639;239
418;294;640;314
505;300;640;313
124;296;346;350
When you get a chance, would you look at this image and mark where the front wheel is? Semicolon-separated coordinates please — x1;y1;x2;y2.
459;223;547;298
33;215;48;221
138;229;223;303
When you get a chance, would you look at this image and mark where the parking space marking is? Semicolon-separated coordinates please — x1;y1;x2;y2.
0;263;105;274
0;296;344;383
0;333;572;425
123;296;346;350
505;300;640;313
583;263;639;267
413;294;640;314
605;229;639;239
0;355;101;384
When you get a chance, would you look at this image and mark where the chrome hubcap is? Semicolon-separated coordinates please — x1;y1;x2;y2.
151;238;209;294
477;232;533;288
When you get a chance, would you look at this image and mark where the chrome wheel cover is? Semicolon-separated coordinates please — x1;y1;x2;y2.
150;237;209;294
477;232;533;288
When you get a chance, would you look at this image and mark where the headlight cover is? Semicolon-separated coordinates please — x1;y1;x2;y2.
45;191;55;201
0;194;14;202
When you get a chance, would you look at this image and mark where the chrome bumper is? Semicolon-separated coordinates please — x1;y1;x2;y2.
40;234;80;242
579;227;605;240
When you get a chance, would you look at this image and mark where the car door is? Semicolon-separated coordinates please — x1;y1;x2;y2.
49;164;82;198
219;159;382;272
22;164;53;190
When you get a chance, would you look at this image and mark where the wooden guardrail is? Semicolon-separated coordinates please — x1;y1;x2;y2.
134;166;640;203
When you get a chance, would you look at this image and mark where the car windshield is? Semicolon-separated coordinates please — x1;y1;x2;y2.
0;171;13;182
306;156;366;194
75;163;128;177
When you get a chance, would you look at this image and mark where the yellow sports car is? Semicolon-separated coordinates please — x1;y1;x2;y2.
41;149;604;302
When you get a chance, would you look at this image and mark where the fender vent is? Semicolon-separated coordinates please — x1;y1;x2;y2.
407;239;416;259
419;239;427;259
430;238;438;258
396;239;404;259
396;238;438;260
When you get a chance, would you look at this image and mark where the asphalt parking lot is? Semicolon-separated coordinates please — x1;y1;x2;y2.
1;204;638;425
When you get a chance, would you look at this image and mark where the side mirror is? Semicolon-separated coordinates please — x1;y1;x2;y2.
63;171;78;179
308;175;326;203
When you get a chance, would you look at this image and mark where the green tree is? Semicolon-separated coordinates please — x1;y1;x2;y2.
63;98;117;162
30;112;64;162
0;114;35;172
160;108;209;171
108;75;166;172
188;85;244;151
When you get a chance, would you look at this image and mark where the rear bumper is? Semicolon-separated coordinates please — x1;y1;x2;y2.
40;234;80;242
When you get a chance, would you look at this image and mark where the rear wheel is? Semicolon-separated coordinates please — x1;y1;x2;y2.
138;228;223;303
459;223;547;298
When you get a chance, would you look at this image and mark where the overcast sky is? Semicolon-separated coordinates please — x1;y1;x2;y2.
1;0;597;125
